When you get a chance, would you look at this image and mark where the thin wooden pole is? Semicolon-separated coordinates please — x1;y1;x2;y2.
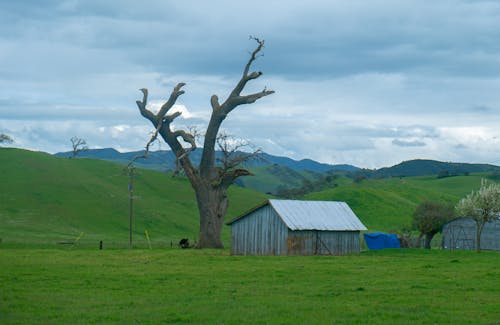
129;167;134;249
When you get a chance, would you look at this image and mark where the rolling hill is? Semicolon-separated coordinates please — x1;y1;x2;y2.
54;149;500;195
371;159;500;178
0;148;268;248
305;174;499;232
1;148;498;248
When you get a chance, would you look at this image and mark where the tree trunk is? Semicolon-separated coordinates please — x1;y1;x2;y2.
423;233;434;249
415;233;423;248
194;184;228;248
476;221;484;253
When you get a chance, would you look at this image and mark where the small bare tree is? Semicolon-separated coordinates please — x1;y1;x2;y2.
135;38;274;248
216;132;262;176
70;136;88;158
0;133;13;145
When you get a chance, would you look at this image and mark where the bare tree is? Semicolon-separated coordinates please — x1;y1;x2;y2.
216;132;262;175
0;133;13;145
70;136;88;158
136;38;274;248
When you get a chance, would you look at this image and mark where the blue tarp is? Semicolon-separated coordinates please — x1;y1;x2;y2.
364;232;400;250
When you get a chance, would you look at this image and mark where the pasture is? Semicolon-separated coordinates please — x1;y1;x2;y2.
1;248;498;324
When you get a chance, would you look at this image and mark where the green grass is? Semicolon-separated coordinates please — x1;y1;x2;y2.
0;248;498;324
306;175;498;231
0;148;267;248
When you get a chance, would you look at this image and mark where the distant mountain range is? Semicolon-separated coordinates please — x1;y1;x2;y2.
54;149;500;180
54;148;359;173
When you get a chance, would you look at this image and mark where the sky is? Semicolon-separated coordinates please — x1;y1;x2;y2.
1;0;499;168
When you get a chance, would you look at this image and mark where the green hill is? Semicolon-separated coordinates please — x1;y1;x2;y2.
305;174;499;232
237;164;321;194
1;148;497;248
0;148;268;248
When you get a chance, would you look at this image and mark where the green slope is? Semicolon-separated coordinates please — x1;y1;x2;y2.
305;175;498;232
0;148;268;247
237;164;320;194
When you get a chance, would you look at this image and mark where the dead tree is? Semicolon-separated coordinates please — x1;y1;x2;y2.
70;136;88;158
0;134;13;145
136;38;274;248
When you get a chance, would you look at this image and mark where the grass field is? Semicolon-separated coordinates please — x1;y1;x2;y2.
0;248;498;324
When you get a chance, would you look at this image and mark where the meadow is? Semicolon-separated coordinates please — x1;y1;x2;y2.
1;248;498;324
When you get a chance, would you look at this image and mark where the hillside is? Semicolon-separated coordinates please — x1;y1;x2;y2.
305;174;499;231
371;159;500;178
0;148;268;247
2;148;498;248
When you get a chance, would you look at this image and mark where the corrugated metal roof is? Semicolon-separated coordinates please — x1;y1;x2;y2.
268;199;367;231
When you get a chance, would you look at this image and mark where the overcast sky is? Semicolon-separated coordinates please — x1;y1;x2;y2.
1;0;499;168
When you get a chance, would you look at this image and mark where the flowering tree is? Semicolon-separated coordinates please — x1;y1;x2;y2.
456;179;500;252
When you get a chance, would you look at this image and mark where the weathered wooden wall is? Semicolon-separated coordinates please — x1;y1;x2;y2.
287;230;361;255
230;205;288;255
442;217;500;251
230;205;361;255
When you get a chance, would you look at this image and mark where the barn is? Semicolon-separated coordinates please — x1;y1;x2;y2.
226;199;367;255
442;217;500;251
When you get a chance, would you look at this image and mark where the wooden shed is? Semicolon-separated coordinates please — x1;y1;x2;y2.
226;199;367;255
442;217;500;251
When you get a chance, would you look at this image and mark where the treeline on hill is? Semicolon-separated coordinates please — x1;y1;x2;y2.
275;172;341;198
275;169;500;199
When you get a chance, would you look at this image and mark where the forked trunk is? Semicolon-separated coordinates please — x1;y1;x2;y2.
195;184;228;248
135;39;273;249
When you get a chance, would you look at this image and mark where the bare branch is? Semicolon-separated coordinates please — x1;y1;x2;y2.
136;88;156;121
157;83;186;119
200;38;274;179
173;130;197;151
228;37;266;99
216;132;261;172
70;136;88;158
210;95;220;111
219;168;253;188
164;111;182;124
244;36;265;77
234;89;275;106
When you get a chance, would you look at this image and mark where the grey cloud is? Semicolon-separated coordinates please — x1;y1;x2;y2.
392;139;426;147
5;1;500;80
471;105;493;113
2;1;500;167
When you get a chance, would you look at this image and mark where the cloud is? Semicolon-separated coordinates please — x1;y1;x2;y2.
392;139;426;147
2;1;500;168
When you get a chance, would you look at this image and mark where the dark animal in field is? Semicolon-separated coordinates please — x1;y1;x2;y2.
179;238;190;249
